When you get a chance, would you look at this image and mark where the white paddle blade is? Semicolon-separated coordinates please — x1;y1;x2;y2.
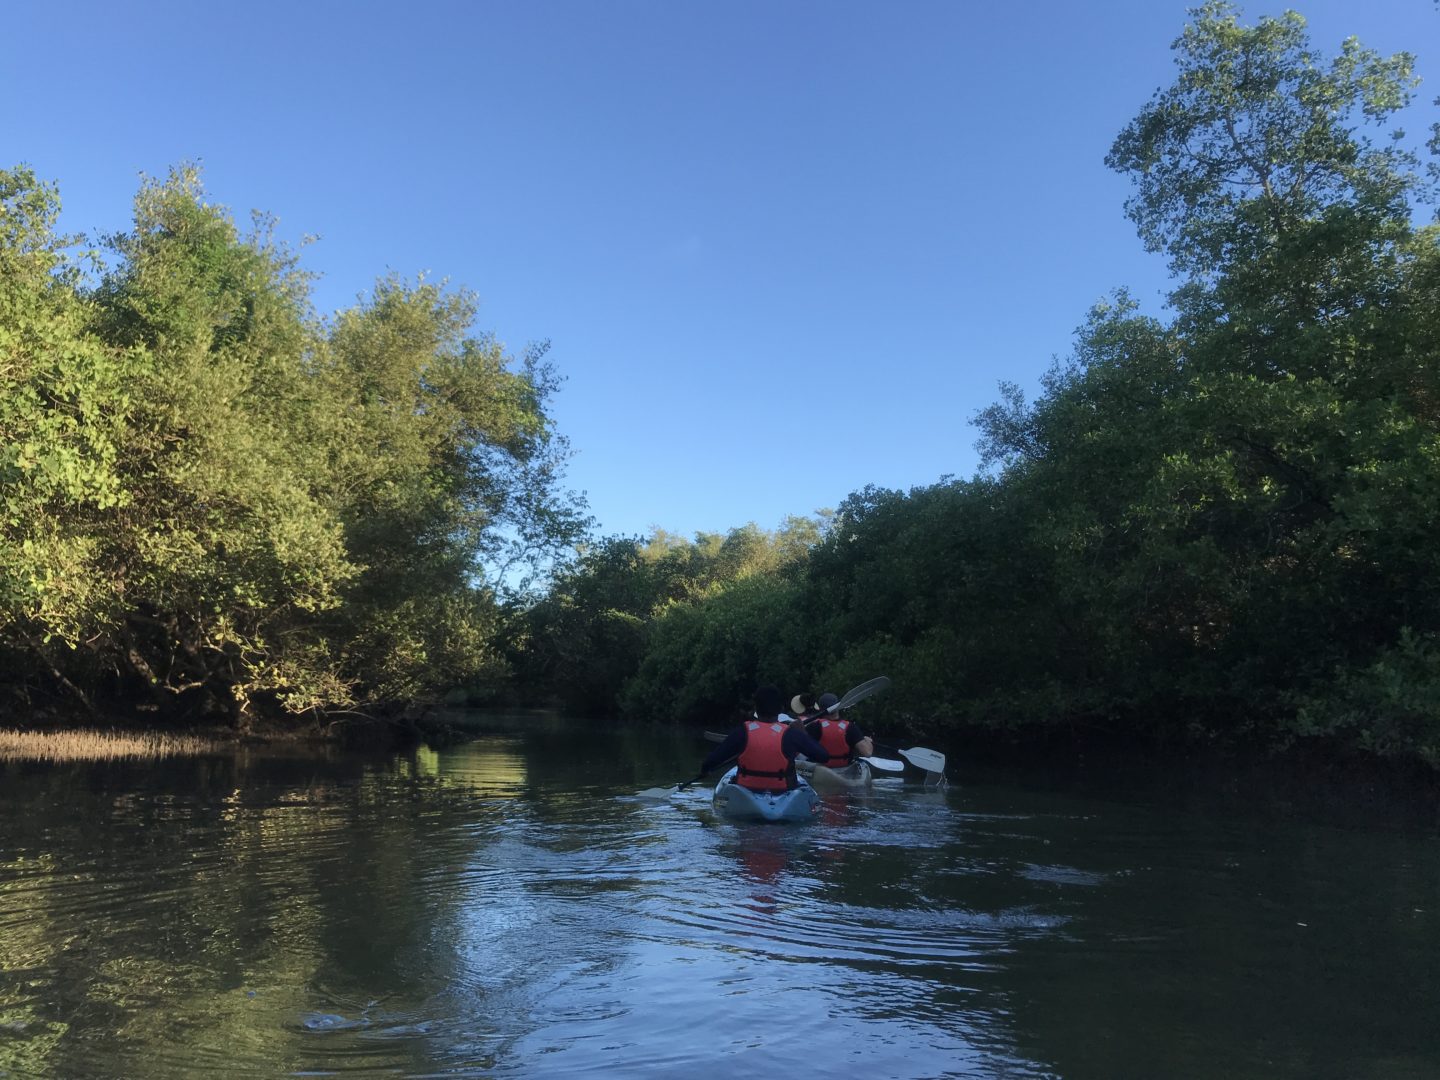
900;747;946;774
634;786;678;800
859;755;904;772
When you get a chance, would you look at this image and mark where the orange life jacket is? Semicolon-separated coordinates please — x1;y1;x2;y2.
737;720;790;792
815;719;852;764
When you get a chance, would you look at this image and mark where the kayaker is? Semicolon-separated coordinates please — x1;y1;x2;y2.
702;685;831;792
804;691;875;766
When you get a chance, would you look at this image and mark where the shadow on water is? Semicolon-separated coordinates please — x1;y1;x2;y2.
0;713;1436;1078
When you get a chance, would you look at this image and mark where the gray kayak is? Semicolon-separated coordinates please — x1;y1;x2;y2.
712;766;821;823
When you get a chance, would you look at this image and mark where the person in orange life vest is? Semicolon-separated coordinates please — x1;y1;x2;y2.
804;691;875;766
701;685;831;792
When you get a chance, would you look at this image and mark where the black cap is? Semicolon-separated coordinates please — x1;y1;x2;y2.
817;692;839;710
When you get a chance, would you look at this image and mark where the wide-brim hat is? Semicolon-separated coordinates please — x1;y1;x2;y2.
790;694;810;715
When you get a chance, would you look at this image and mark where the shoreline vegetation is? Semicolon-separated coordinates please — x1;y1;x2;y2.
6;4;1440;785
0;728;223;763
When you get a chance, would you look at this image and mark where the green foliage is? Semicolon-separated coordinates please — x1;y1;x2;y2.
0;168;138;673
0;165;585;726
617;571;814;723
1292;630;1440;766
515;519;825;715
321;276;587;702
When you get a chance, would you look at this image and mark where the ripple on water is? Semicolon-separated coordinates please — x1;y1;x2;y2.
10;733;1431;1079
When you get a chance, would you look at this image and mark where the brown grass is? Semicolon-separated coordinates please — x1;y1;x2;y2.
0;729;221;762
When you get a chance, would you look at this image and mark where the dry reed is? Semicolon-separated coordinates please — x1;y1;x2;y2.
0;729;220;762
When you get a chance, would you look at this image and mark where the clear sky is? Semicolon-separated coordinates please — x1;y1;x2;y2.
5;1;1435;541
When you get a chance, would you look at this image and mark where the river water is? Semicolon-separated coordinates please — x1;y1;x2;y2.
1;713;1436;1079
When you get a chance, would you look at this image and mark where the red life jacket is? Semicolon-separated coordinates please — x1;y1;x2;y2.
737;720;790;792
815;719;852;764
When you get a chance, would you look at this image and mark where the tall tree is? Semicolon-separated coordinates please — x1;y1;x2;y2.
0;166;588;727
1106;1;1426;283
0;168;134;714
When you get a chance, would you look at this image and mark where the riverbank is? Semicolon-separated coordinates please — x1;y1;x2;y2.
0;728;224;762
8;702;1438;831
0;706;422;762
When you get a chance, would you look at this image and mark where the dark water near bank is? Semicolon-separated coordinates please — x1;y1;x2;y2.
1;715;1437;1079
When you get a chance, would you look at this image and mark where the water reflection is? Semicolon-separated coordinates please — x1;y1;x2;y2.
0;723;1437;1078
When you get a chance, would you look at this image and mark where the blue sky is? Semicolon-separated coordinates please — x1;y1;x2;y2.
5;1;1435;541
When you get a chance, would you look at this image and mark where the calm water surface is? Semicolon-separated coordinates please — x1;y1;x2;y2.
1;714;1437;1078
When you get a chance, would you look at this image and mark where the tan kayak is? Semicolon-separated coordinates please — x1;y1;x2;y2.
795;758;873;793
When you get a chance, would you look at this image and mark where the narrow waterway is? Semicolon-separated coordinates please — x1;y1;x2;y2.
1;714;1436;1078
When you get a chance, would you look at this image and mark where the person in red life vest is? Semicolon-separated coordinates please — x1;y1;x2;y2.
701;685;831;792
804;691;875;767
